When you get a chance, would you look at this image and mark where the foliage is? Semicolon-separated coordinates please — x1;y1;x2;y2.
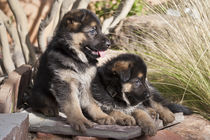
136;0;210;119
93;0;144;21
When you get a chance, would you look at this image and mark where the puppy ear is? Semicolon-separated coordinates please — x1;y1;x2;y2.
63;9;87;31
65;18;81;31
80;9;86;22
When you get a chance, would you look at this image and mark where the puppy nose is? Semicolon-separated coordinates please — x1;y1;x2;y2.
144;92;151;99
103;38;111;48
106;40;111;48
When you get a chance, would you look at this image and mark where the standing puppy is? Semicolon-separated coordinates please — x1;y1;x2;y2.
29;9;115;132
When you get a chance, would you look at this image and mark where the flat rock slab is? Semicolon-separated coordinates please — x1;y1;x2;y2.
0;113;29;140
26;111;183;140
166;114;210;140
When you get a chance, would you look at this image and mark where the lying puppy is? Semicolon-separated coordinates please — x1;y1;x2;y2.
28;9;115;132
91;53;192;136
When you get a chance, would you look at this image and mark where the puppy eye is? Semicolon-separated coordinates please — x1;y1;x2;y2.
89;27;97;36
134;79;142;87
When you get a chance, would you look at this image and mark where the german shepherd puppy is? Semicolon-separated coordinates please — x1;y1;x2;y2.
28;9;115;132
91;53;192;136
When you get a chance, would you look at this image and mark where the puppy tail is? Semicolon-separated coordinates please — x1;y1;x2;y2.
165;103;193;115
149;83;193;115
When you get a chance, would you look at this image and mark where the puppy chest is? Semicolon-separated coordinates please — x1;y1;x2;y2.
79;67;96;87
57;67;96;93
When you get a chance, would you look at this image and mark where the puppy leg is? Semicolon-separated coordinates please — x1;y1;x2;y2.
63;96;93;132
55;82;93;132
109;110;136;126
86;102;115;125
29;92;59;117
151;101;175;125
132;109;157;136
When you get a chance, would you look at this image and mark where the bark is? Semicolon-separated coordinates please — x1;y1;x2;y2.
72;0;90;9
0;10;25;67
37;0;64;53
102;0;135;34
7;0;36;64
0;20;15;74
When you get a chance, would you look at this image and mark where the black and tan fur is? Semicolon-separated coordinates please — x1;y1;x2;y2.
28;9;115;132
91;53;192;136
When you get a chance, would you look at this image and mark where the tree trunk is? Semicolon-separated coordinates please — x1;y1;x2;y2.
0;20;15;74
72;0;90;9
102;0;135;34
7;0;36;64
0;10;25;67
37;0;64;53
59;0;76;22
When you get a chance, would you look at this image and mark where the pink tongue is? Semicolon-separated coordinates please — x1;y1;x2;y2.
98;51;106;57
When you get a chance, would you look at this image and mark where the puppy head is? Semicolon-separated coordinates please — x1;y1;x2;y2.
59;9;110;60
106;54;151;106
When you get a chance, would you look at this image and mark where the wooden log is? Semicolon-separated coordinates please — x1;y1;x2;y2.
0;65;31;113
26;110;184;140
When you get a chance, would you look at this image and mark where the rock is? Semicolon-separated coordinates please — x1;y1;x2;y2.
73;136;107;140
0;113;29;140
136;129;183;140
166;114;210;140
34;132;72;140
111;14;178;52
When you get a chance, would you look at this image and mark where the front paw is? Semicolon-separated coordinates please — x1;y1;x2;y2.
95;116;116;125
136;118;157;136
68;118;93;132
115;115;136;126
147;108;158;121
160;109;175;125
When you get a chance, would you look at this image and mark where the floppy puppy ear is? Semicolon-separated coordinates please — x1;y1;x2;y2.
119;70;131;82
111;61;133;82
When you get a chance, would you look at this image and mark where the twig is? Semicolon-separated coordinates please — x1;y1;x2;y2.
37;0;64;53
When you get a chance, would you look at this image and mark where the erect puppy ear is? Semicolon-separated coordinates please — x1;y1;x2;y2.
66;9;87;24
63;9;87;31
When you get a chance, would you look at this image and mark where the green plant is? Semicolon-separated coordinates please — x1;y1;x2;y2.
138;0;210;119
93;0;144;21
128;0;144;16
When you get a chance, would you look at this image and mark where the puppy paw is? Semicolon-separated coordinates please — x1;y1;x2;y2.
147;108;158;120
116;115;136;126
133;109;157;136
95;116;115;125
160;110;175;125
39;107;59;117
68;118;93;132
136;118;157;136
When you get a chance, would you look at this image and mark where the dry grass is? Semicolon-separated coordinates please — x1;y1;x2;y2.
116;0;210;118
